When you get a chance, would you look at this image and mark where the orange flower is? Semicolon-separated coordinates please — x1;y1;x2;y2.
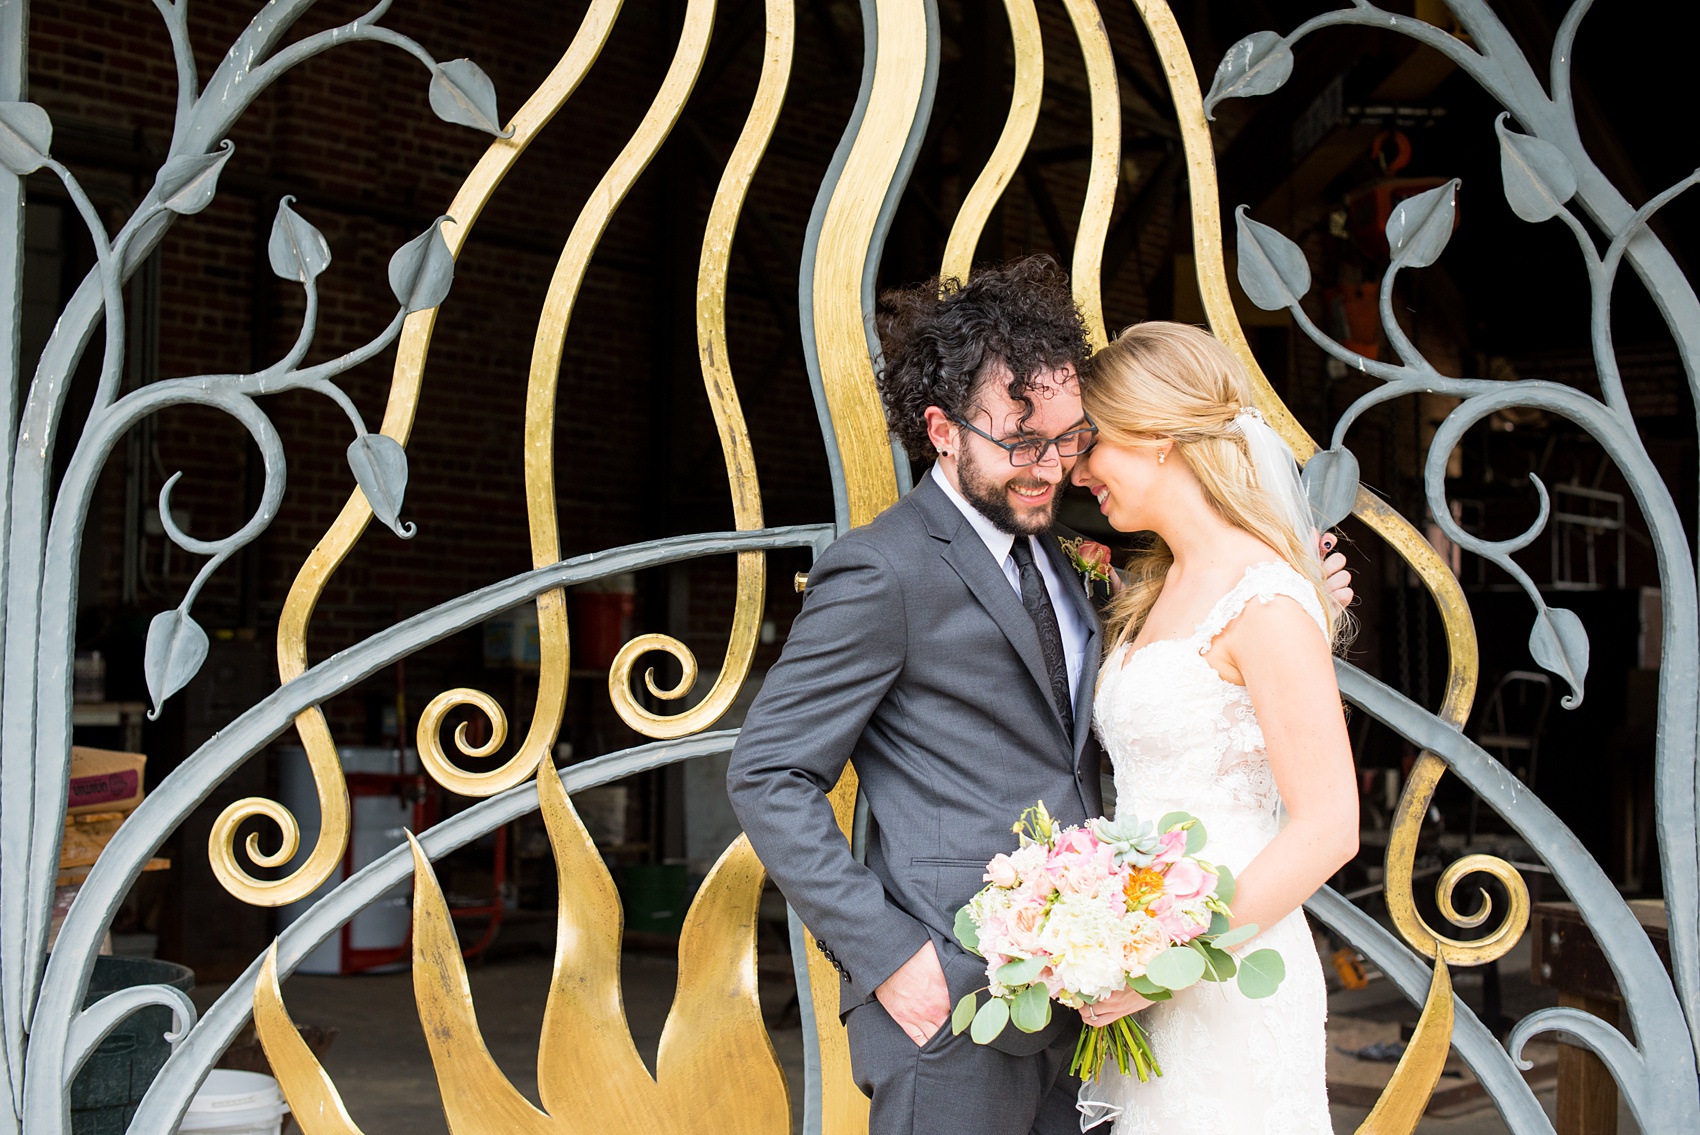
1123;867;1165;911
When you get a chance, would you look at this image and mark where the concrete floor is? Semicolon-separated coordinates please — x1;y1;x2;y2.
190;942;1638;1135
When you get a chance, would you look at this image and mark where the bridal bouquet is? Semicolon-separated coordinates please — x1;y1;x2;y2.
951;802;1285;1082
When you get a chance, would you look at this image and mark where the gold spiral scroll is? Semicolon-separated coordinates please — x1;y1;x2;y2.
417;0;717;786
209;0;627;906
608;0;795;739
1126;0;1524;965
1060;0;1121;351
939;0;1042;287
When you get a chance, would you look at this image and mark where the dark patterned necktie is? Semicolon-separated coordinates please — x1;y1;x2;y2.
1009;537;1074;736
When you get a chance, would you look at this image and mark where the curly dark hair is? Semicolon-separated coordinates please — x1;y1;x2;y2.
875;255;1092;461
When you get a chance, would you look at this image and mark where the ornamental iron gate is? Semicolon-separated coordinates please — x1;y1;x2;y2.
0;1;1696;1133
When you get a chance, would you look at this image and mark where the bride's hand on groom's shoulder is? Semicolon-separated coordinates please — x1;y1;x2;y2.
1081;987;1152;1028
1318;531;1353;608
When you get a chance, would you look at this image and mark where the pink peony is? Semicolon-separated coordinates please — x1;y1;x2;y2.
1160;858;1217;903
1152;829;1188;866
984;853;1019;888
1150;894;1212;943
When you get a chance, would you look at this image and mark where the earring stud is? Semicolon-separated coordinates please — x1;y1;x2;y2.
1158;450;1166;464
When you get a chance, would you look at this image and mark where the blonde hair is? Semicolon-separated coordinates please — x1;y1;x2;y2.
1083;322;1345;654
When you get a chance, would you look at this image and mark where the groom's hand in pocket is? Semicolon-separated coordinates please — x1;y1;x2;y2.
876;940;951;1047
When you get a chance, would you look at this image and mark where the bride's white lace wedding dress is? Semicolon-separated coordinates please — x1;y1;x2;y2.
1079;561;1332;1134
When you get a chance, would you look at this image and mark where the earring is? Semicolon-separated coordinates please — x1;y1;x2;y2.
937;448;948;457
1157;450;1167;465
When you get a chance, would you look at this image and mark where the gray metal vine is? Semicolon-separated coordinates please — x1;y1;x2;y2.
1218;2;1699;1130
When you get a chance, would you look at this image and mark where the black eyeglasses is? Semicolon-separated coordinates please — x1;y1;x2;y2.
949;412;1099;467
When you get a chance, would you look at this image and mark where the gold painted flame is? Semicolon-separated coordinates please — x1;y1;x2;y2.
211;0;628;904
254;769;789;1135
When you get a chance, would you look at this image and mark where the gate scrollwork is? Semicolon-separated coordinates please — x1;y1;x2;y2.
2;2;1697;1134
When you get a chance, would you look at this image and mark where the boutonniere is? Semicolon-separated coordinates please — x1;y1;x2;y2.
1061;537;1114;596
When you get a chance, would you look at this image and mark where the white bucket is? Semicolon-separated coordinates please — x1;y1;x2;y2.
179;1070;290;1135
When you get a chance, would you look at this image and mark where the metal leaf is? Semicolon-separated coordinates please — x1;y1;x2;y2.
1203;32;1293;119
428;59;508;137
1235;206;1311;310
267;196;331;284
1302;446;1361;529
144;607;209;718
388;216;456;314
348;433;416;538
1529;604;1590;708
0;101;53;175
1386;180;1459;269
1495;114;1576;224
155;141;234;216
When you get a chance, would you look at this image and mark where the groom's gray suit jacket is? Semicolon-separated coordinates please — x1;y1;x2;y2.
727;473;1103;1056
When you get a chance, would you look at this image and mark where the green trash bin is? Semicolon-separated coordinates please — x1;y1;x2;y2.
70;955;195;1135
619;863;687;937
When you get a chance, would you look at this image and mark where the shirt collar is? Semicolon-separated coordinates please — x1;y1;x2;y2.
931;463;1017;567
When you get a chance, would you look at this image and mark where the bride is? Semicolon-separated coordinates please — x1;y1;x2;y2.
1068;322;1358;1133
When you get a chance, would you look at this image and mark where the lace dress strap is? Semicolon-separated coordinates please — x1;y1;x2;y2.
1190;561;1328;654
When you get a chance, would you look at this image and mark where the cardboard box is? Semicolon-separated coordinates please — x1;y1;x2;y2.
67;747;145;816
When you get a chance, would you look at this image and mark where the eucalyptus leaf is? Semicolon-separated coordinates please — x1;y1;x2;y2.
1302;446;1361;530
1529;604;1590;708
388;216;457;314
1010;981;1052;1033
1145;945;1208;991
144;607;210;717
1185;819;1208;856
268;196;331;283
347;433;416;539
996;956;1045;987
1236;948;1286;999
428;59;509;136
0;102;53;175
1203;32;1293;119
1195;942;1238;981
156;142;234;216
1210;922;1259;950
1495;114;1576;224
1157;810;1194;834
1213;865;1235;904
954;904;981;954
951;993;979;1035
970;995;1011;1045
1235;207;1312;310
1207;910;1231;938
1386;180;1459;269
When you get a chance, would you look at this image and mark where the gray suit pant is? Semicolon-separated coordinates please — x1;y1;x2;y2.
845;1001;1083;1135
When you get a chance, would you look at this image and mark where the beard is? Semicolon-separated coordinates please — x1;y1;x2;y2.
957;444;1059;536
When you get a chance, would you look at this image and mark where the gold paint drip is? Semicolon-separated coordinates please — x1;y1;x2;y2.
806;1;934;1129
939;0;1043;287
609;0;794;739
1060;0;1121;351
254;770;788;1134
212;0;628;904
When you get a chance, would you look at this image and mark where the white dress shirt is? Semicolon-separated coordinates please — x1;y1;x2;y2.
931;463;1089;718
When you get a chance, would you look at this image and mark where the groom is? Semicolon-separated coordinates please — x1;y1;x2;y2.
728;257;1105;1134
727;257;1342;1134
